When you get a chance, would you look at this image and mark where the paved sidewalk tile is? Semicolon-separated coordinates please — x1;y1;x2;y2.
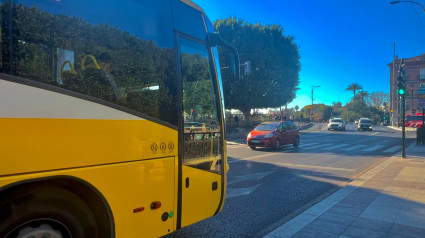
317;211;357;225
360;203;402;223
304;218;350;234
342;225;387;238
292;227;339;238
389;223;425;238
349;217;392;233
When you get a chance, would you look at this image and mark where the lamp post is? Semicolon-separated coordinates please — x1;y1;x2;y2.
311;85;320;121
390;1;425;12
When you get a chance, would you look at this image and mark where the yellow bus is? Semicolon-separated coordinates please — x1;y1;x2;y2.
0;0;239;237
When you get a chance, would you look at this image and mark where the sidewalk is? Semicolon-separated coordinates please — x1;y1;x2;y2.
264;143;425;238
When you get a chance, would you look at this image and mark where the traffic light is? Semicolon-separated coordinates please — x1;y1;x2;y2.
397;76;406;95
308;105;311;109
397;61;406;95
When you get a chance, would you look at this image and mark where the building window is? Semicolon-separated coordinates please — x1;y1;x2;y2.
420;68;425;80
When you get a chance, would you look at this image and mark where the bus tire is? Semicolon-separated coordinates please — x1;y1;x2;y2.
0;186;98;238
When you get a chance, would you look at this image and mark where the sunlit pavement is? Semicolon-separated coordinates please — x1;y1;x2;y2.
165;124;419;238
264;143;425;238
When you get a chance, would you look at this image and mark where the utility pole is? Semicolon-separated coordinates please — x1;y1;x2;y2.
311;85;320;121
397;59;406;158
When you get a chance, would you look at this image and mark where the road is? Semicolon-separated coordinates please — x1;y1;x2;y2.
164;123;416;238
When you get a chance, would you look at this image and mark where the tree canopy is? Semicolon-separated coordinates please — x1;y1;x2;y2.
214;17;300;121
345;83;363;96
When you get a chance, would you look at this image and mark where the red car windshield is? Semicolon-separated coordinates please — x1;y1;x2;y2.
254;123;279;131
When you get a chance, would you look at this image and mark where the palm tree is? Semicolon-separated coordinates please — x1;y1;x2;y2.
345;83;363;97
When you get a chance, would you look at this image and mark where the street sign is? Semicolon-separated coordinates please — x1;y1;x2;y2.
391;109;393;113
419;89;425;94
421;83;425;88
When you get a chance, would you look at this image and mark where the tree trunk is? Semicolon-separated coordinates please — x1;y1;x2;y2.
240;108;251;126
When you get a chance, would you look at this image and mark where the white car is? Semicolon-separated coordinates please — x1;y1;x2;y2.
328;118;346;131
358;118;372;131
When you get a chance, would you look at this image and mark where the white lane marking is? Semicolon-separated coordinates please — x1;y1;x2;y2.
275;162;356;172
322;144;349;151
226;171;276;199
228;171;276;186
383;146;402;153
303;143;333;150
227;153;276;164
361;145;385;152
226;184;261;199
341;144;366;151
297;143;319;148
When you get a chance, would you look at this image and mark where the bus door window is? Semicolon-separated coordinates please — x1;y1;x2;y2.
179;38;222;173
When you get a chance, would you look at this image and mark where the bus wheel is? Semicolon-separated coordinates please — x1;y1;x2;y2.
0;186;98;238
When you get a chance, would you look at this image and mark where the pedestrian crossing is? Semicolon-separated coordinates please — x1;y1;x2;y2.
227;140;403;154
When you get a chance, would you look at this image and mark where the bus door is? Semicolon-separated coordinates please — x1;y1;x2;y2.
178;37;224;227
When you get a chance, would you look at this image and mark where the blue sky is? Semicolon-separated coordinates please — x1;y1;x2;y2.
193;0;425;109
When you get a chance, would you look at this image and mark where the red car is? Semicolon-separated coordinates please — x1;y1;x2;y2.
246;121;300;150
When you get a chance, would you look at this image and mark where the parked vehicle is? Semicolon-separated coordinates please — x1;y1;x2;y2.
327;118;346;131
358;118;372;131
247;121;300;150
405;113;424;128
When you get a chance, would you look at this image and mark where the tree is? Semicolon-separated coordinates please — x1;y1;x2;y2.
367;91;389;109
332;101;342;110
345;83;363;97
214;18;300;122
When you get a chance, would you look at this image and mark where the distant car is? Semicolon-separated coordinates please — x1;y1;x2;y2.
246;121;300;150
327;118;345;131
358;118;372;131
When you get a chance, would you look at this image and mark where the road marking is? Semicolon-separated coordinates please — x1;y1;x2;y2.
226;171;276;199
228;153;276;164
297;143;319;148
228;171;275;186
275;162;356;172
361;145;385;152
303;143;333;150
341;144;366;151
322;144;349;151
226;184;261;199
383;146;402;153
371;132;378;135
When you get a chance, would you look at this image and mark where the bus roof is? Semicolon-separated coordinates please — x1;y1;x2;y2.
180;0;205;14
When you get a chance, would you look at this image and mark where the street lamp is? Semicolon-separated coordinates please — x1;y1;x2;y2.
390;1;425;12
311;85;320;121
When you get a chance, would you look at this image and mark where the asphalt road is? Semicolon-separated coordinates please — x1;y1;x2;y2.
163;123;416;238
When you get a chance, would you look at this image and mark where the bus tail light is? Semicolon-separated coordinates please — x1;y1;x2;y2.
151;201;161;209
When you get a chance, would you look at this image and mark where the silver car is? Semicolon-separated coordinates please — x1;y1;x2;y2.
328;118;346;131
358;118;372;131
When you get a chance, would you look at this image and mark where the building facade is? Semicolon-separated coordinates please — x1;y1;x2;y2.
388;54;425;125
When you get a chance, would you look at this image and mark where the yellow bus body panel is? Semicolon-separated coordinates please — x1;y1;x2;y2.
0;157;176;237
0;118;179;237
0;118;177;175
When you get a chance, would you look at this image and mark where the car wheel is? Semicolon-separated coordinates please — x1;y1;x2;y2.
293;136;300;147
250;146;256;150
0;186;99;238
274;139;280;150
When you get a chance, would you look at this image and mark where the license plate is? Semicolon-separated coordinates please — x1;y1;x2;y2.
251;139;261;143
